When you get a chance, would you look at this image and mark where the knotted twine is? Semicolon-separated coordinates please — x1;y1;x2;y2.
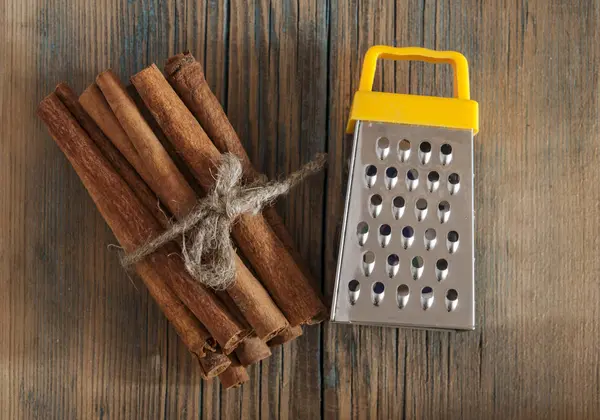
121;152;327;290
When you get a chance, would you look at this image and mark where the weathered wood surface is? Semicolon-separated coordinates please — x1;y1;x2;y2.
2;0;599;418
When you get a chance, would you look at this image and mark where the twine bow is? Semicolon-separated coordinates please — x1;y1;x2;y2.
121;153;327;290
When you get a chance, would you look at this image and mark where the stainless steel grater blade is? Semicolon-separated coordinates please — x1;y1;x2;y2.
331;46;479;330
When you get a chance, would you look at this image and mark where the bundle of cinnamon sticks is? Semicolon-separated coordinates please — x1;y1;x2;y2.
37;52;327;389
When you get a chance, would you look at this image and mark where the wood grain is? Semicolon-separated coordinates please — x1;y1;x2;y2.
2;0;600;419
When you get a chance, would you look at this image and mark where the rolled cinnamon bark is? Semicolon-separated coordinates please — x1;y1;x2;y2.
198;351;231;379
165;53;327;321
54;83;170;228
95;70;289;341
131;64;327;326
267;325;303;347
37;93;249;354
79;83;156;191
235;336;271;367
96;71;198;218
53;84;212;358
218;355;250;389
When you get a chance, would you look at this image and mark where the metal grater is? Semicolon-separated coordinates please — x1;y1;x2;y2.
331;46;479;330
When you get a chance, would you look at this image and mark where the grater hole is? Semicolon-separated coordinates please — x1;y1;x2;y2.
362;251;375;276
415;198;428;221
377;137;390;160
379;224;391;236
406;169;419;191
397;284;410;309
441;143;453;165
386;253;400;277
412;256;424;268
398;139;411;162
448;173;460;194
365;165;377;188
348;280;360;304
370;194;382;217
401;226;414;249
427;171;440;192
447;288;458;301
446;289;458;311
436;258;448;280
385;167;398;189
402;226;414;238
372;282;385;305
438;201;451;223
424;228;437;250
428;171;440;182
447;231;459;253
356;221;369;246
411;256;424;279
379;224;392;247
363;251;375;263
419;141;432;153
392;196;405;219
421;286;434;309
419;142;432;164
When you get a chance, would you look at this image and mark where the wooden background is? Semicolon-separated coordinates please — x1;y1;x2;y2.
2;0;600;418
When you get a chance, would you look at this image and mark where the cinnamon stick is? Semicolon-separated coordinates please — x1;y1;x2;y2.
79;83;156;190
235;336;271;367
54;83;170;228
165;53;326;320
198;351;231;379
267;325;303;347
131;64;327;326
218;355;250;389
37;93;249;354
96;71;198;218
214;292;273;366
96;70;289;341
53;84;212;358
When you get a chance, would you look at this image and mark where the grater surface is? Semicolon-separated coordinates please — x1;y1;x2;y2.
332;121;474;330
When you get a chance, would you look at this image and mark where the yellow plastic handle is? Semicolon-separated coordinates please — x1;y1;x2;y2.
358;46;471;100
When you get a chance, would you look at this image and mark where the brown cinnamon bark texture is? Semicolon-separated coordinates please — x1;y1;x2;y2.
96;70;198;218
165;53;327;321
218;355;250;389
54;83;170;228
235;336;271;367
267;325;303;347
95;71;289;341
79;83;156;191
37;93;249;354
198;351;231;379
131;64;327;326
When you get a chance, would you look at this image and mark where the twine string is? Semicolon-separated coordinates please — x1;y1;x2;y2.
121;152;327;290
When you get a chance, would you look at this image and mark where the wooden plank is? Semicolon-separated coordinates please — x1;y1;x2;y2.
3;0;600;418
